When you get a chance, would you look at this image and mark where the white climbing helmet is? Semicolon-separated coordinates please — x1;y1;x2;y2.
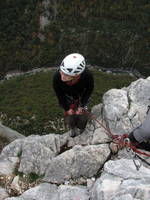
60;53;86;76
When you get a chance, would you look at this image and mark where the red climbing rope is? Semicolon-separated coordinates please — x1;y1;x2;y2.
84;110;150;157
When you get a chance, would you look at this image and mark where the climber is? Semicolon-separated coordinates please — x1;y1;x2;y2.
110;106;150;153
53;53;94;137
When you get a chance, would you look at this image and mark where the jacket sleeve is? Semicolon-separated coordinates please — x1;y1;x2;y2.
80;71;94;107
133;109;150;143
53;72;70;111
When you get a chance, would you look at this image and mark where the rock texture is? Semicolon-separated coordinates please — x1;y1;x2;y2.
0;123;25;143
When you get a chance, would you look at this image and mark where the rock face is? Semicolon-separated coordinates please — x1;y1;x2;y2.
91;159;150;200
1;76;150;200
0;123;25;142
43;144;110;184
102;77;150;134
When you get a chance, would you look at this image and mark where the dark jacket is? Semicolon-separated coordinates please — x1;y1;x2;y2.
53;68;94;111
133;107;150;143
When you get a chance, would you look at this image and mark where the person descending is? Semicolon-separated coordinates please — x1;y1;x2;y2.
53;53;94;137
110;106;150;153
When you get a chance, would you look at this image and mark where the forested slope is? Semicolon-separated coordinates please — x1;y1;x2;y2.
0;0;149;78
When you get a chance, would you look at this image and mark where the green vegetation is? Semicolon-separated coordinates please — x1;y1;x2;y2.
27;173;43;183
0;70;136;136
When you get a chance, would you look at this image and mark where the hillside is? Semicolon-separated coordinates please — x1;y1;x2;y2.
0;0;149;78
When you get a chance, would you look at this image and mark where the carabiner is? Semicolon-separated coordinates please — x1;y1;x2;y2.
132;154;142;171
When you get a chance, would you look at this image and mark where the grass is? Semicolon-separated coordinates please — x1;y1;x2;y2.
0;69;136;136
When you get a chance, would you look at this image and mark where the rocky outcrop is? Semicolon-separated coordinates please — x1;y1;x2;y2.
102;77;150;135
0;76;150;199
91;158;150;200
43;144;110;184
0;123;25;143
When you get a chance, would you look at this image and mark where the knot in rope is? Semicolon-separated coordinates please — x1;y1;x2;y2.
113;133;129;148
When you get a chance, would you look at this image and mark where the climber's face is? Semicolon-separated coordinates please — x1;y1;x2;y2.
60;71;74;82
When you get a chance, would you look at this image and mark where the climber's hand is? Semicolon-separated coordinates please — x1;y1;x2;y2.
66;109;75;115
76;107;84;115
